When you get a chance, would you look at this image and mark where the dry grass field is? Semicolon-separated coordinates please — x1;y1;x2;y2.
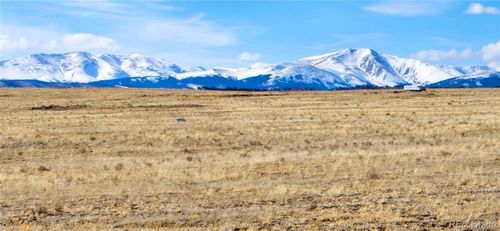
0;88;499;230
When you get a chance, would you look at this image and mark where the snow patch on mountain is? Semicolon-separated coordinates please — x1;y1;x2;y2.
1;49;498;89
428;72;500;88
0;52;184;83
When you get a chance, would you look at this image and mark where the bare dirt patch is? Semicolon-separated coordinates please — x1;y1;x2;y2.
30;104;88;111
132;104;204;109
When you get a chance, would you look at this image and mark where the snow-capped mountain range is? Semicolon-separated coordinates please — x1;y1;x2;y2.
0;48;498;89
0;52;184;83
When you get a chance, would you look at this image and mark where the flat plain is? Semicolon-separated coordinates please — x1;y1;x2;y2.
0;88;499;230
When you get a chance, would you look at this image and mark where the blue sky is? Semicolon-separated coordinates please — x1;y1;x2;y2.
0;0;499;68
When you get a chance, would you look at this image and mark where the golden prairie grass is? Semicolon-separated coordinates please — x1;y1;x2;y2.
0;88;499;230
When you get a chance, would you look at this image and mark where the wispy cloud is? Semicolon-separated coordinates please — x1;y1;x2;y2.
429;36;470;47
0;1;241;59
139;15;237;47
464;3;500;15
54;1;237;47
237;52;261;62
60;0;133;14
59;0;177;18
411;48;474;62
364;1;451;16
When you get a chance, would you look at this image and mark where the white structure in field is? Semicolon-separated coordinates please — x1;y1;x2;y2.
403;85;426;91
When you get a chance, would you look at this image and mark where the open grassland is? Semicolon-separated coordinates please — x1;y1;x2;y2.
0;88;499;230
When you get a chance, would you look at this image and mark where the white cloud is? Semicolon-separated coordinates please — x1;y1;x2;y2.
0;35;30;52
365;1;449;16
0;30;119;57
0;1;245;66
0;24;63;55
237;52;261;62
62;33;119;50
465;3;500;15
482;41;500;70
412;48;474;61
411;41;500;69
139;15;237;47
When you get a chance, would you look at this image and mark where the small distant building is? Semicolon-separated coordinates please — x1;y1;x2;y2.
403;85;426;92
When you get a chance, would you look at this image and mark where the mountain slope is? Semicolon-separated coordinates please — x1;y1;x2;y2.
427;72;500;88
301;48;474;86
302;48;407;86
0;52;184;83
0;49;498;89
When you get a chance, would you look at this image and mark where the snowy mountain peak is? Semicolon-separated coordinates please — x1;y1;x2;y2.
301;48;494;86
302;48;378;62
0;52;186;82
0;49;497;89
301;48;408;86
128;53;145;59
